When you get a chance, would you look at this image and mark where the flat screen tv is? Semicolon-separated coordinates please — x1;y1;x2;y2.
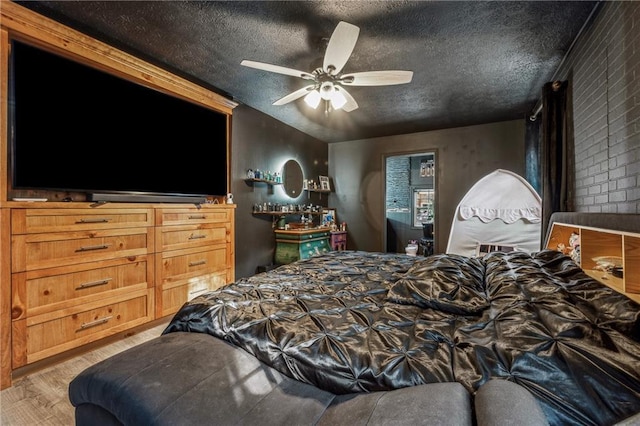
9;40;229;203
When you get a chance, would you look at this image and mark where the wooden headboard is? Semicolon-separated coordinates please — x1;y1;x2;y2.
545;212;640;303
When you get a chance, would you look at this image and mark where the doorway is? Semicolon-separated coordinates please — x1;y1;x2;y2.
384;152;436;254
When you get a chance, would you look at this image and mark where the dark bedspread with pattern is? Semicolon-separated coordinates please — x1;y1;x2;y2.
164;250;640;425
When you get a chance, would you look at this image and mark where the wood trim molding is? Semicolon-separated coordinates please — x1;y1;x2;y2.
0;27;8;205
0;1;238;114
0;24;10;390
1;208;12;389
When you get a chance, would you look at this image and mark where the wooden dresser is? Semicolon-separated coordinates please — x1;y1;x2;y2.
4;202;235;386
11;207;155;367
0;2;239;389
154;207;233;317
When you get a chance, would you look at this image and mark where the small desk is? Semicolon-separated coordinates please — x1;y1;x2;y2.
330;231;347;251
274;227;331;264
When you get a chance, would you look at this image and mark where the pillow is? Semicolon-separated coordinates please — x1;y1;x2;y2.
387;254;489;315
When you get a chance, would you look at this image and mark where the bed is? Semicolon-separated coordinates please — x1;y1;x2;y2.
69;213;640;425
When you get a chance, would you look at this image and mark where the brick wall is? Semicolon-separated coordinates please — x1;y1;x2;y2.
385;156;411;211
556;2;640;213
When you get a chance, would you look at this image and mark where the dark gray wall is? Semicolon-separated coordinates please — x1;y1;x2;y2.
229;2;640;275
231;105;328;278
328;120;526;253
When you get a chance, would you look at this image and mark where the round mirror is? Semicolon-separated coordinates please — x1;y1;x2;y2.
283;159;303;198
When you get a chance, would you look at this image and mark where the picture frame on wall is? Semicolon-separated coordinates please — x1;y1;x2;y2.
319;175;331;191
322;208;337;225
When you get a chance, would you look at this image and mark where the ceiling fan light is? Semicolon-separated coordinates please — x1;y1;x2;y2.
331;89;347;110
320;81;335;100
304;90;321;109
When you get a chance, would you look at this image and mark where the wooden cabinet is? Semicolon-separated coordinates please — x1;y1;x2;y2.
330;231;347;251
6;203;235;381
274;228;331;264
10;207;155;366
546;222;640;303
0;2;238;389
155;206;234;317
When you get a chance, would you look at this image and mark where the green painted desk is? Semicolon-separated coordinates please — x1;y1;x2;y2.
274;227;331;264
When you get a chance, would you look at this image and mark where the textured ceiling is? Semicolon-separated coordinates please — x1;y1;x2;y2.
17;1;600;143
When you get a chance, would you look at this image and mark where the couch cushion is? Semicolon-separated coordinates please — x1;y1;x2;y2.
318;382;472;426
474;379;549;426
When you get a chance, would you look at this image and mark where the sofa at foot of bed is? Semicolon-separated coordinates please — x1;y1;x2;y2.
69;331;548;426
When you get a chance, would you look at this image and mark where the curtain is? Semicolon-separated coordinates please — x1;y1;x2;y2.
524;115;541;195
540;80;574;246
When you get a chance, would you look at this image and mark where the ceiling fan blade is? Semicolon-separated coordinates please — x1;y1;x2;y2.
241;60;314;80
341;70;414;86
273;85;316;105
336;86;358;112
323;21;360;75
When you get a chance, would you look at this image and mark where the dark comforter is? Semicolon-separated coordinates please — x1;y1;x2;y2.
164;250;640;425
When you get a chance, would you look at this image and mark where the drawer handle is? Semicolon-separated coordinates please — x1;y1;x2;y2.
189;234;206;240
76;218;111;224
189;260;207;267
76;244;111;252
188;215;206;220
76;278;112;290
79;315;112;330
189;288;207;296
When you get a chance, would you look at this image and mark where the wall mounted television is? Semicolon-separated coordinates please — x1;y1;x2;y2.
9;40;229;203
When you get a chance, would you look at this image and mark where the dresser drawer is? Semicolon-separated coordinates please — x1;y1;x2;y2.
13;289;153;365
156;207;231;226
157;246;229;285
156;223;229;252
12;256;152;320
12;208;154;234
157;271;227;317
12;227;154;272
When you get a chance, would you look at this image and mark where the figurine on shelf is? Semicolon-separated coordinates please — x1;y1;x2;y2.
568;232;580;264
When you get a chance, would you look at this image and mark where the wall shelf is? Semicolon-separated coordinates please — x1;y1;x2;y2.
546;222;640;303
305;188;331;200
245;178;282;186
252;211;323;216
252;211;324;229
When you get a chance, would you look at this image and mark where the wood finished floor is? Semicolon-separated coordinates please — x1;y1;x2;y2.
0;320;170;425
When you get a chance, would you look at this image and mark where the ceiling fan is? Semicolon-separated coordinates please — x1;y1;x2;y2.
241;21;413;113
